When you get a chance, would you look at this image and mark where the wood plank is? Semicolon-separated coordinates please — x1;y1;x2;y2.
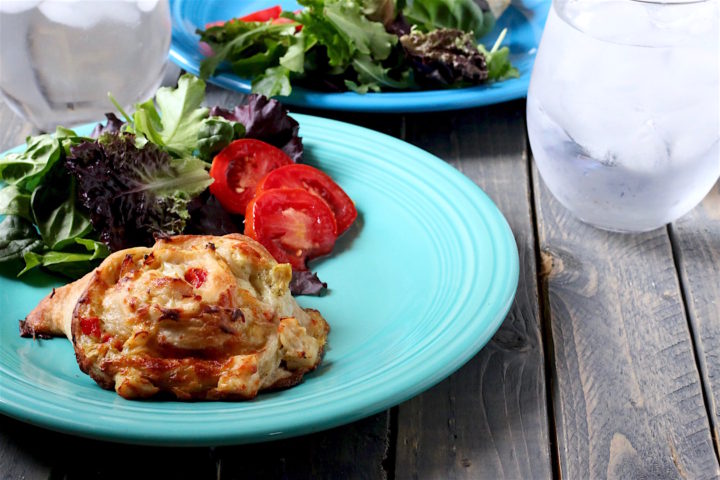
0;415;217;480
218;413;390;480
532;160;720;478
394;102;553;479
670;181;720;458
0;417;52;480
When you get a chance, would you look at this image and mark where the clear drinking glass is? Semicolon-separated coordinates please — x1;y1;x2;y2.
0;0;171;132
527;0;720;232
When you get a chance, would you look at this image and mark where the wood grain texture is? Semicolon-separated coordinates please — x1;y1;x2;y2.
218;413;391;480
0;415;217;480
394;102;553;480
0;416;52;480
532;163;720;479
671;181;720;458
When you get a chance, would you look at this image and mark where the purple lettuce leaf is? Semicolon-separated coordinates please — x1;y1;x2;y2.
290;270;327;296
386;12;411;36
66;133;211;252
90;113;125;138
186;192;243;236
400;28;488;87
209;94;303;162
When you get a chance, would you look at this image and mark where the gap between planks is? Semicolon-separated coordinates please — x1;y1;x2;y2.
668;221;720;464
527;133;563;480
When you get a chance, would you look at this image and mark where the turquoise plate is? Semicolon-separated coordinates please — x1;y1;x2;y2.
0;115;518;446
169;0;551;112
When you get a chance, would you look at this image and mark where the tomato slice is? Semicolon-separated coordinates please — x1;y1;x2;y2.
209;139;293;214
239;5;282;22
204;6;282;29
256;164;357;234
205;20;228;29
80;317;101;338
245;188;337;270
184;268;208;289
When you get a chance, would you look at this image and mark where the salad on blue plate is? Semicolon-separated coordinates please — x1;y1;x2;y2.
198;0;517;97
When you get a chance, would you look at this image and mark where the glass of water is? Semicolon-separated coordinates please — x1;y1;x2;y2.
0;0;171;132
527;0;719;232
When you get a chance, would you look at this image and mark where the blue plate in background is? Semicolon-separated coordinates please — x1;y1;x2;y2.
0;115;518;445
169;0;551;112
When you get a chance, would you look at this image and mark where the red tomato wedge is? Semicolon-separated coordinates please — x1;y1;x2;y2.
256;164;357;235
209;139;293;214
239;5;282;22
205;7;301;31
205;20;228;28
245;188;337;270
205;6;282;29
270;17;298;27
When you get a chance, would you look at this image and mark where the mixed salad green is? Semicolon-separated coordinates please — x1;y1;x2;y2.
198;0;517;97
0;74;301;280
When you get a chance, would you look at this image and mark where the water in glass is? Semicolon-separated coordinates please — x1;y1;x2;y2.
0;0;171;131
527;0;719;232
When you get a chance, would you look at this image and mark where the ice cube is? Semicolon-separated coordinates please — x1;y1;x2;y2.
38;0;140;29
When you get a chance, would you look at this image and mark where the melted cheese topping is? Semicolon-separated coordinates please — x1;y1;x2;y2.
71;234;329;400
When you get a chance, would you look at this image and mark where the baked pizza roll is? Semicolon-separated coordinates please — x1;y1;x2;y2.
21;234;329;400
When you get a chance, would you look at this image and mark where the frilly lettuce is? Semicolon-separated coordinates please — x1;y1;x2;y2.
66;133;212;252
403;0;496;39
209;94;303;162
400;28;488;87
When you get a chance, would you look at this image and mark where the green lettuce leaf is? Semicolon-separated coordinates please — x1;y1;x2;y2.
196;117;245;162
0;215;43;264
30;171;92;251
279;34;311;73
0;135;62;192
19;237;109;278
323;1;397;61
199;22;297;80
478;29;519;81
132;74;210;158
0;185;32;221
404;0;495;39
346;54;414;93
286;7;353;68
252;65;292;97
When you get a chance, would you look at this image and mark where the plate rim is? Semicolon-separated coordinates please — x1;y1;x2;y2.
0;114;519;445
167;0;551;113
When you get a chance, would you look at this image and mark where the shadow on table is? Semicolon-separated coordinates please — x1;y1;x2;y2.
0;410;390;480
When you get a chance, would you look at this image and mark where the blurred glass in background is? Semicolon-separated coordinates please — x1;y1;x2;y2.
0;0;171;131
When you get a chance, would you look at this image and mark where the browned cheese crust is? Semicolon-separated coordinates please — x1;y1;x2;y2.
23;234;329;400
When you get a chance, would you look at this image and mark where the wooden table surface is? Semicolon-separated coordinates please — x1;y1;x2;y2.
1;74;719;479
